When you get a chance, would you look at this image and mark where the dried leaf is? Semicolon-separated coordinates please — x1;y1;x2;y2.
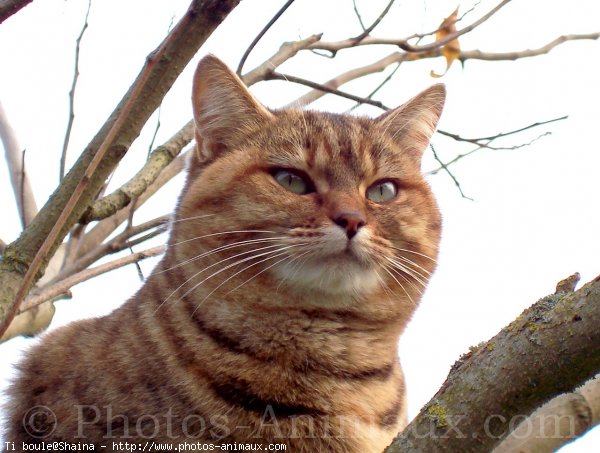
430;6;461;78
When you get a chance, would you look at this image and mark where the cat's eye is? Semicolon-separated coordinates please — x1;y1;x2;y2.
272;169;313;195
366;180;398;203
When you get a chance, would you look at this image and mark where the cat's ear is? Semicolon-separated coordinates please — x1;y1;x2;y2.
191;55;273;163
376;84;446;160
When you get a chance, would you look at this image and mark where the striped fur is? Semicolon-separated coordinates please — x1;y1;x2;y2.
4;56;445;452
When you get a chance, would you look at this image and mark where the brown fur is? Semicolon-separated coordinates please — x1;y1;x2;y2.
3;56;445;452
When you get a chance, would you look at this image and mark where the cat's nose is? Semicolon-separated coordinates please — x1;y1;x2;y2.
333;212;366;240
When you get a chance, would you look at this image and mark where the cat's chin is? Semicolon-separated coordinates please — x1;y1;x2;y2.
273;257;381;296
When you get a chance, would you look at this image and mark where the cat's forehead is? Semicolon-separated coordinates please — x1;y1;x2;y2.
262;110;405;186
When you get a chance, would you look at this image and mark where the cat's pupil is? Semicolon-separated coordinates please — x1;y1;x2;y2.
366;180;397;203
274;169;310;195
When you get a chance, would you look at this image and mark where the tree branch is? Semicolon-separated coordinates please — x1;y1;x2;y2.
289;52;405;107
54;216;168;284
19;246;165;313
236;0;296;76
493;374;600;453
460;33;600;62
0;0;33;24
73;150;188;262
268;71;390;110
0;0;241;337
79;121;194;224
60;0;91;181
350;0;395;44
429;143;473;200
0;100;38;228
385;274;600;452
310;0;513;54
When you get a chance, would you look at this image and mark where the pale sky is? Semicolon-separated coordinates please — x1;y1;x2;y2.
1;0;599;450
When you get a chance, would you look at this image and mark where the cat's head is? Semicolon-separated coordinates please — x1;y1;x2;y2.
172;55;444;309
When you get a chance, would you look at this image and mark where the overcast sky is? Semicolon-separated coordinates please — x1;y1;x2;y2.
1;0;599;450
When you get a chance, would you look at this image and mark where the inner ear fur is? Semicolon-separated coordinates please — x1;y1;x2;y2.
191;54;274;163
376;84;446;160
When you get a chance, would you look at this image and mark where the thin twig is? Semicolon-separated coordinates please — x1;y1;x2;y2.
438;116;567;143
20;246;165;312
74;150;188;261
52;216;169;285
352;0;367;31
429;132;552;176
147;106;162;158
351;0;395;43
80;121;194;224
269;71;390;110
311;0;512;54
236;0;296;76
348;61;402;112
60;0;92;181
0;100;38;227
429;143;473;201
20;149;26;227
288;52;404;108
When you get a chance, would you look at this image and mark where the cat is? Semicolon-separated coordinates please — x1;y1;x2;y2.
3;55;445;453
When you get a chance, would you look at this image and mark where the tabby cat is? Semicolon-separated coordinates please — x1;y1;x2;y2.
4;55;445;452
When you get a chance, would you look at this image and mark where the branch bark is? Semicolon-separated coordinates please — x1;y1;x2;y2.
0;100;38;228
0;0;240;337
19;245;164;314
79;121;194;223
0;0;33;24
493;374;600;453
385;275;600;452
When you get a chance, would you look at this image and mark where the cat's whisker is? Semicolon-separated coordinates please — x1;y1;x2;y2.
190;244;308;315
387;245;437;263
169;229;280;248
386;258;429;290
385;262;422;296
386;257;430;288
392;254;433;276
275;250;312;293
373;268;396;300
225;246;311;298
158;237;289;275
155;243;290;313
381;264;415;306
170;247;288;312
168;213;217;224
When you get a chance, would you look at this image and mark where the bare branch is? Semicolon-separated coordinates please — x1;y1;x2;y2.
385;275;600;452
311;0;512;54
20;246;165;312
73;150;188;262
351;0;395;44
493;374;600;453
289;52;405;108
428;116;568;175
0;100;38;227
0;0;33;24
241;33;322;85
60;0;92;181
54;216;168;284
438;116;568;144
351;0;367;31
460;33;600;62
80;121;194;224
429;143;473;201
268;71;390;110
236;0;296;76
0;0;241;337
